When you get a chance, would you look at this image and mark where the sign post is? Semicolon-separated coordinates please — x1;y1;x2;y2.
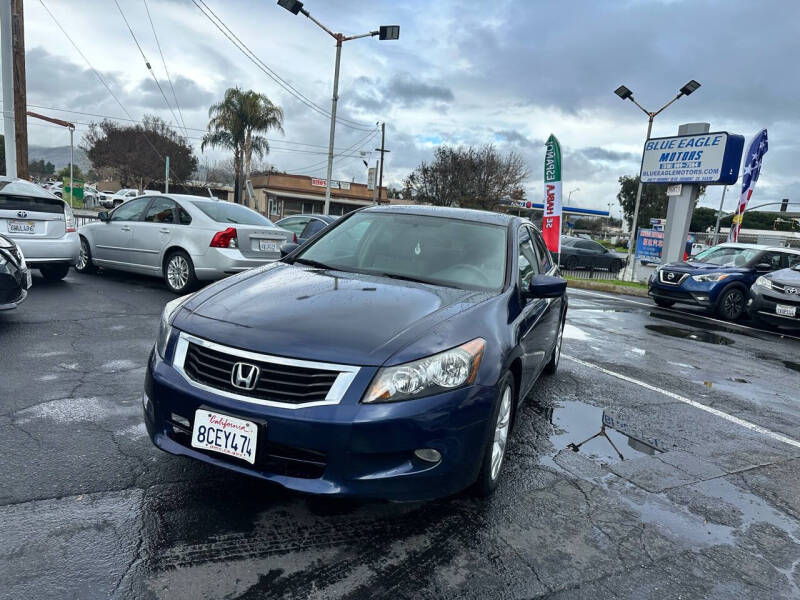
542;134;562;260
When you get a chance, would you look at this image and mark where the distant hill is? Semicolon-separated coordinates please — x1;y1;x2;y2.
28;145;91;172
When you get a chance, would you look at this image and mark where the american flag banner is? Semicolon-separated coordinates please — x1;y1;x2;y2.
728;129;768;242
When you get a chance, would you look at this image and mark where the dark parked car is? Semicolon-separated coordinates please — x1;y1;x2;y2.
747;263;800;329
559;237;627;272
648;243;800;320
0;234;31;310
144;205;568;501
275;214;337;245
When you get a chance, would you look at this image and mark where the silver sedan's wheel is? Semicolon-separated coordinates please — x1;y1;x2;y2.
490;384;512;481
74;238;96;274
164;251;197;294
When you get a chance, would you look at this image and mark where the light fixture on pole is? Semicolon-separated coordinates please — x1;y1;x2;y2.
568;187;580;204
614;79;701;281
277;0;399;215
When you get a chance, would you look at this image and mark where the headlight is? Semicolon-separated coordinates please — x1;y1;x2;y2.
754;275;773;290
156;294;193;359
691;273;730;283
363;338;485;404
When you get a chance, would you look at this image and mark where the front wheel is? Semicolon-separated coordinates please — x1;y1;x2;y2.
544;317;564;375
610;259;624;273
473;373;514;497
716;286;746;320
74;237;97;274
163;250;198;294
39;263;70;281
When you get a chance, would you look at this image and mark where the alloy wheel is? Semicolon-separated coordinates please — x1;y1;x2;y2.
490;385;512;480
723;289;744;318
76;241;88;270
167;255;189;291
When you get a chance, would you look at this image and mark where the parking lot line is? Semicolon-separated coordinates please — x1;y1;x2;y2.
562;354;800;450
569;288;800;343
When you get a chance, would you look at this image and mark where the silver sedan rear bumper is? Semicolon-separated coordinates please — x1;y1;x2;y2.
193;247;280;281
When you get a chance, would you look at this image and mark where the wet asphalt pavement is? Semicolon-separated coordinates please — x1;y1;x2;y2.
1;270;800;599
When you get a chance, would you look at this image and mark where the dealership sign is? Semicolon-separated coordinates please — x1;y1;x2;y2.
640;132;744;185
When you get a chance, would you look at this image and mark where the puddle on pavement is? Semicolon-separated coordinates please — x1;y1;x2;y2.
536;400;667;466
645;324;734;346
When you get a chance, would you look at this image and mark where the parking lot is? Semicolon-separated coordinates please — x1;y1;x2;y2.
2;269;799;599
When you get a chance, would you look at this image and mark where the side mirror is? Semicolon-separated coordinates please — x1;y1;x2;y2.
755;263;772;273
280;242;299;258
98;211;110;222
525;274;568;299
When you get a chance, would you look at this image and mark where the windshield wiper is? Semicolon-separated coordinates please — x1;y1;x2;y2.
374;272;444;286
293;257;337;270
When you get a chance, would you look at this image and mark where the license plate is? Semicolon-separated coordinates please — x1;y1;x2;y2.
776;304;797;317
191;410;258;464
8;220;35;234
259;240;280;252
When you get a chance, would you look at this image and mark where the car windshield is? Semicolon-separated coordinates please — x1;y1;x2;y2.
693;246;761;267
296;212;508;291
190;201;275;226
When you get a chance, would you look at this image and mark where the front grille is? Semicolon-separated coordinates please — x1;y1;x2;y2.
166;412;327;478
764;294;800;308
183;342;340;405
652;288;694;301
659;270;689;285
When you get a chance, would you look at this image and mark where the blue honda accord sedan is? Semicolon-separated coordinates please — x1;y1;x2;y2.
144;205;568;500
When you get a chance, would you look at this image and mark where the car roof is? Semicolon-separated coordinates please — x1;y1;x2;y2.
711;242;769;250
361;204;515;226
766;246;800;255
0;176;62;199
280;213;337;222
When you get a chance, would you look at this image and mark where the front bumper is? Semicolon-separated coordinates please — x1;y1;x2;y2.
747;286;800;329
144;348;497;501
12;232;80;266
648;273;717;307
193;247;280;281
0;266;29;310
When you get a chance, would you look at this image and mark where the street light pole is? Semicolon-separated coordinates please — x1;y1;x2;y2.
568;187;580;204
614;80;700;281
277;1;399;215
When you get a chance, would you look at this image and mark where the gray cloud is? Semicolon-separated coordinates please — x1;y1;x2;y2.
135;75;214;111
579;147;638;163
346;73;454;112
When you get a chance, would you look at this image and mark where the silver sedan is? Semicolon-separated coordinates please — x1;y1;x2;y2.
76;194;292;293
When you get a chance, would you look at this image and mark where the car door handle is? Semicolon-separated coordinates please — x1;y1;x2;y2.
120;225;131;231
159;228;170;234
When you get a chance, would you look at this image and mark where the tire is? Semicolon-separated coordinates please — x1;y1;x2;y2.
564;256;578;270
716;286;746;320
610;259;624;273
654;298;675;308
39;263;70;281
544;316;564;375
74;237;97;274
473;373;515;497
163;249;198;294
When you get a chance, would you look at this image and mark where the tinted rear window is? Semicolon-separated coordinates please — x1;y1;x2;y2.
0;194;64;214
189;201;274;226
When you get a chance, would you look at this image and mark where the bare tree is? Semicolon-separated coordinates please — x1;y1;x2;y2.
404;144;529;210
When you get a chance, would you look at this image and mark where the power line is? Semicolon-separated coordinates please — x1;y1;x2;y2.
288;128;380;175
113;0;183;135
143;0;189;140
191;0;373;132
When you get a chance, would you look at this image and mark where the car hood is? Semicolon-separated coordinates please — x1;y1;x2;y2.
768;267;800;284
173;263;492;366
660;261;749;274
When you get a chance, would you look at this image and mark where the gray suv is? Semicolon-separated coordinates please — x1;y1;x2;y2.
0;177;80;281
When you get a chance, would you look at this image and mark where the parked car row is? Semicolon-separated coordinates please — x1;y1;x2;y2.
648;242;800;328
558;236;628;272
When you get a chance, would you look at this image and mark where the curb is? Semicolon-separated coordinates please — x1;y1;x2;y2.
566;279;649;298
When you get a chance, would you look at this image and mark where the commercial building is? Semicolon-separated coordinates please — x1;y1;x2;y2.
248;173;387;220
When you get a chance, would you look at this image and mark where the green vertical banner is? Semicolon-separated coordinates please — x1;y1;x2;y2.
542;134;562;254
63;177;84;208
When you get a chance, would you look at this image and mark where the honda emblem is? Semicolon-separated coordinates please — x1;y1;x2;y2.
231;362;260;391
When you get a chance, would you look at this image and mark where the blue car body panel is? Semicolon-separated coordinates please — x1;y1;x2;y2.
648;261;754;308
145;205;567;500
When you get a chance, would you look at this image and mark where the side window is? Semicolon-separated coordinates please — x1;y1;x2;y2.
281;217;309;235
178;207;192;225
110;197;149;222
301;219;327;238
143;198;178;224
760;252;782;270
785;253;800;268
517;227;539;290
530;227;553;272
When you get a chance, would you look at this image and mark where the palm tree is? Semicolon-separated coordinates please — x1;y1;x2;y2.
201;88;284;205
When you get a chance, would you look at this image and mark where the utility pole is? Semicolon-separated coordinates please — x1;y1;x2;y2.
374;121;390;204
1;0;16;177
11;0;26;179
165;156;170;193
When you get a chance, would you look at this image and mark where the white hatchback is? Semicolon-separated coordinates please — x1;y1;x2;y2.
0;176;80;281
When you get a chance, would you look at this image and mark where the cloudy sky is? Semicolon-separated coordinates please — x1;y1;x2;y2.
13;0;800;214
